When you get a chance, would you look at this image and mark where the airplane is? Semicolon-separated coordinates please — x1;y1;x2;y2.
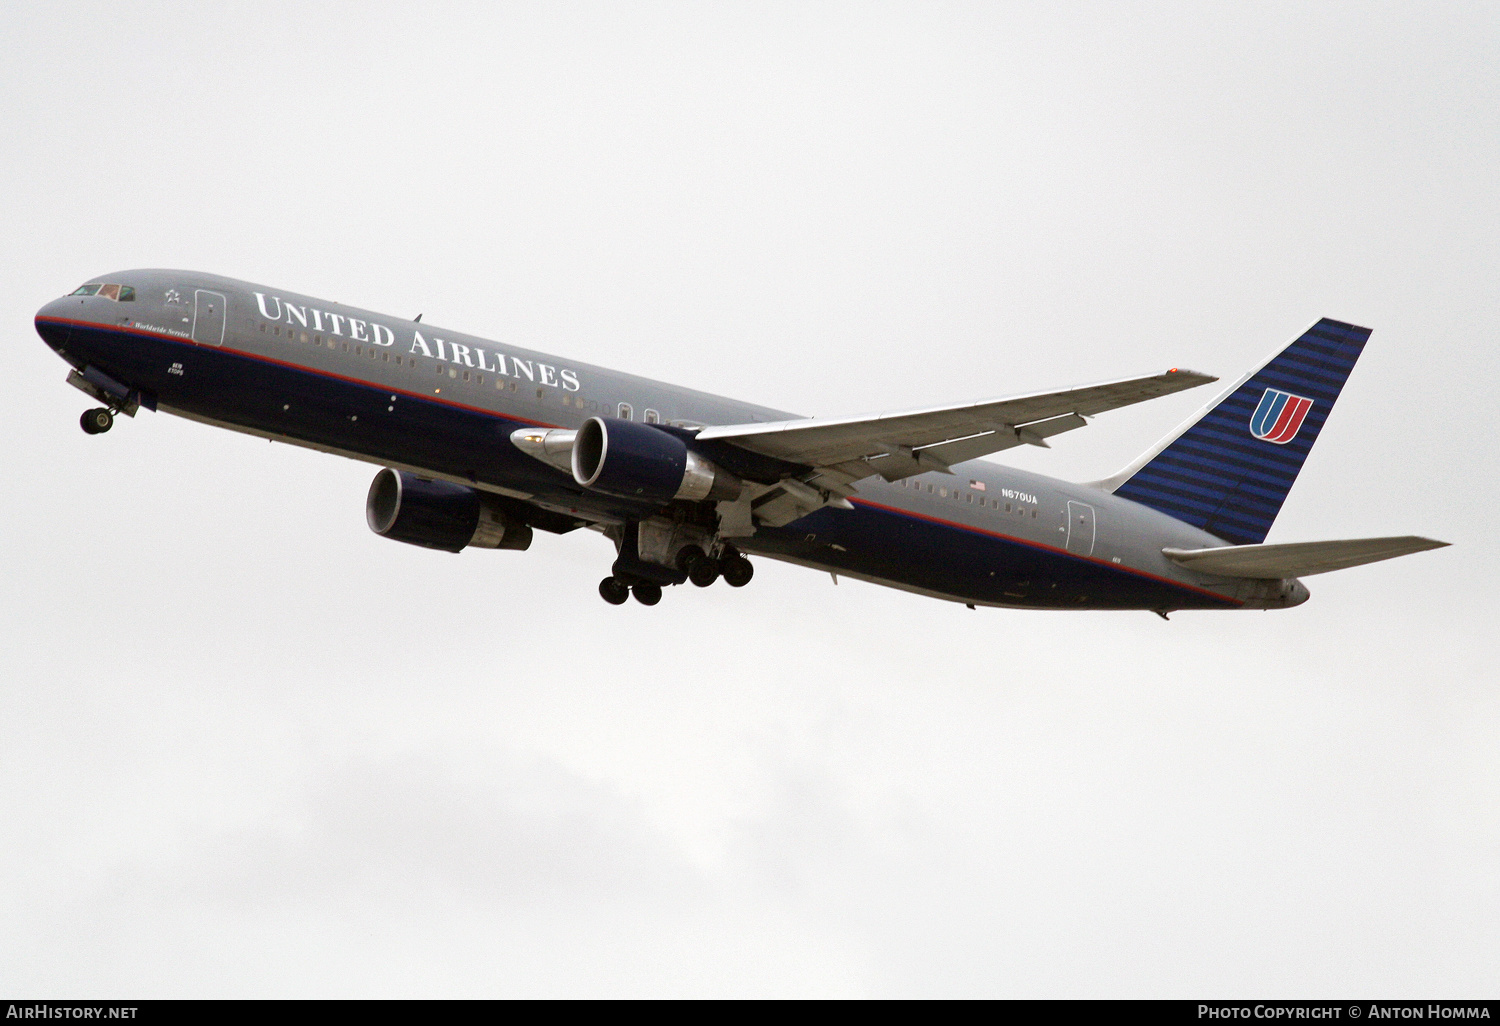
34;270;1447;615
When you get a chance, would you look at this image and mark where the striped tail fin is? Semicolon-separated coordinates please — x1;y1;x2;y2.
1101;318;1371;546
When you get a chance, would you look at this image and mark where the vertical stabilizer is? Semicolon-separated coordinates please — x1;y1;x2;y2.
1099;318;1370;545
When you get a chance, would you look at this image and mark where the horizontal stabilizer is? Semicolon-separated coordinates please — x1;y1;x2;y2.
1162;536;1449;579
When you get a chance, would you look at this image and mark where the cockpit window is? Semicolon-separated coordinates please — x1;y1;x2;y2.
69;283;135;301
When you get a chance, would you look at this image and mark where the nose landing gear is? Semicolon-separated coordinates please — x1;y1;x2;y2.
80;407;114;434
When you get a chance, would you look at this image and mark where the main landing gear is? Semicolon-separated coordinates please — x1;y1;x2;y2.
80;407;114;434
597;549;754;606
598;577;663;606
676;545;754;590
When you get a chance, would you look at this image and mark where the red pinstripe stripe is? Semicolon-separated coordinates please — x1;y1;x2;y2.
41;316;1243;605
36;315;565;430
849;497;1243;604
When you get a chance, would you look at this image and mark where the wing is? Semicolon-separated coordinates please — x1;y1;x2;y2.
1162;536;1450;578
697;369;1215;526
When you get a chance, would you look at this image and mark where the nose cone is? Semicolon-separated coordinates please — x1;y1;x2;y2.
36;296;72;321
34;296;75;351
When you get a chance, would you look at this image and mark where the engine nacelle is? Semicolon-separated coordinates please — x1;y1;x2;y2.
366;469;532;553
571;417;740;503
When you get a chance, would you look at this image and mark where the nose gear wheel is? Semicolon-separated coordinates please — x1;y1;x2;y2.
80;408;114;434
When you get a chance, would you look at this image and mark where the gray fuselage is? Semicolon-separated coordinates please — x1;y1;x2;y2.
34;269;1307;611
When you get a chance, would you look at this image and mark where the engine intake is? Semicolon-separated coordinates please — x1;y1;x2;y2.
366;469;532;552
571;417;740;503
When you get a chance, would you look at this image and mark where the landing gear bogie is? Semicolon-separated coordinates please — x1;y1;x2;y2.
632;583;662;606
80;407;114;434
599;576;630;605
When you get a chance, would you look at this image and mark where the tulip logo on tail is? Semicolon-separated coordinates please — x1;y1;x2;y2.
1249;388;1313;444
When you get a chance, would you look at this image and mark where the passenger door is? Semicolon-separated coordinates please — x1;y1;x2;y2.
1066;500;1096;556
193;289;226;346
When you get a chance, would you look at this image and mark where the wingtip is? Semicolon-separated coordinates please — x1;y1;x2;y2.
1164;367;1217;385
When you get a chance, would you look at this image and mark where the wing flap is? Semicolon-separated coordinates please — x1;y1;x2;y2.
1163;536;1449;578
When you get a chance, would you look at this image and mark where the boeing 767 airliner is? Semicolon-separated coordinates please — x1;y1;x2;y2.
35;271;1447;612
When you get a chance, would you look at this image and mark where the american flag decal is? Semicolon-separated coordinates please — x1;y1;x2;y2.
970;480;985;491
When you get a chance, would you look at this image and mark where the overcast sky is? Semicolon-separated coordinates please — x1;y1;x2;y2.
2;1;1496;997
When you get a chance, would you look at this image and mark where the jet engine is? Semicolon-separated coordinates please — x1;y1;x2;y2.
366;468;532;552
570;417;741;503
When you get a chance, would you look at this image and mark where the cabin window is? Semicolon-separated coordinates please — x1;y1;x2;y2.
617;403;633;420
259;323;266;333
437;365;445;376
535;387;544;398
462;370;470;382
495;378;506;391
302;333;309;344
644;409;660;424
448;367;457;378
477;374;485;385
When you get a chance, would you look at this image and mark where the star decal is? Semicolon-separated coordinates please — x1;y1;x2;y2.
164;289;181;304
